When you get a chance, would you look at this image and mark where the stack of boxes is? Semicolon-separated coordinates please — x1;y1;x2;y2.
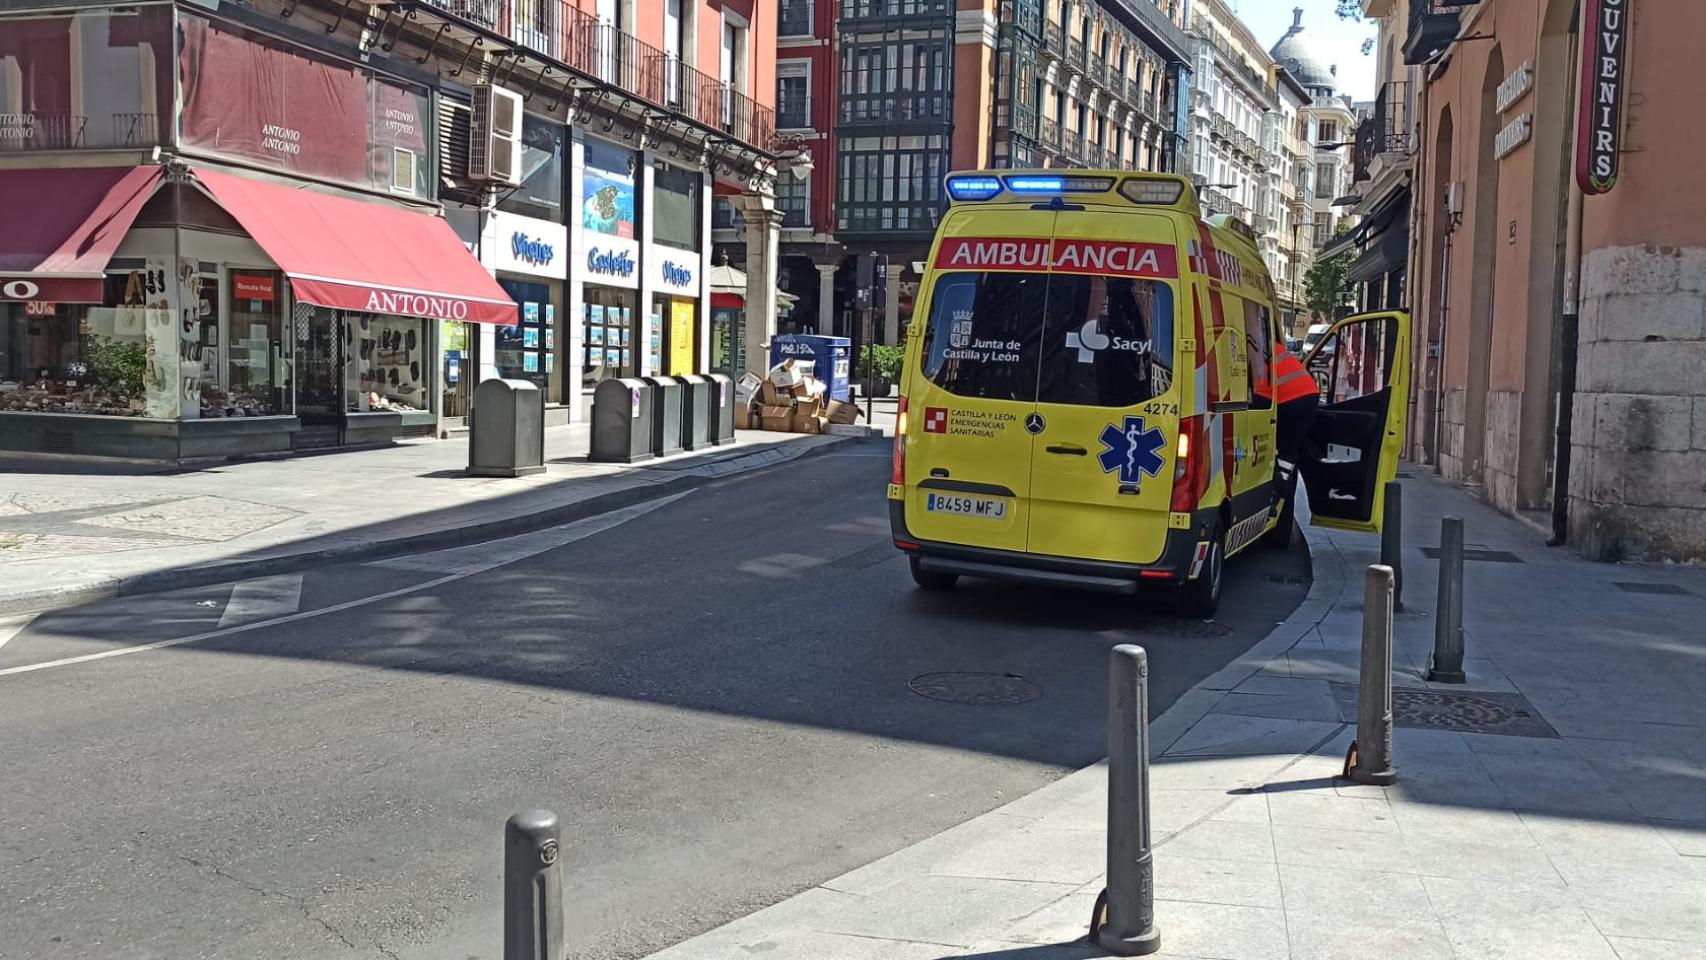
750;359;863;434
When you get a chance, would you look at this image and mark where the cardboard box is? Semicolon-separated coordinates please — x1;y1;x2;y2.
792;415;825;435
791;377;827;400
768;359;805;388
826;423;875;437
759;379;782;405
734;372;764;410
759;403;796;420
825;399;861;424
793;396;823;419
760;415;793;432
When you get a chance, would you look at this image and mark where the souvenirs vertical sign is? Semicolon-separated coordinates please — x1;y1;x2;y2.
1577;0;1631;195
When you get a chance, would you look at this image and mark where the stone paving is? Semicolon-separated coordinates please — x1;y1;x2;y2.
642;471;1706;960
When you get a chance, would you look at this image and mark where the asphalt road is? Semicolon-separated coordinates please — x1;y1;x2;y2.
0;439;1308;960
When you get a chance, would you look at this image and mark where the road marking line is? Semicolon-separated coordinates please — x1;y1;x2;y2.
0;615;35;652
217;574;304;628
0;493;690;679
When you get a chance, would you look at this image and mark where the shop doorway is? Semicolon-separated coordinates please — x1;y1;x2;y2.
295;306;345;430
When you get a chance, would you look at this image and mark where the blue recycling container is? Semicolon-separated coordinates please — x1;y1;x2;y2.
769;335;851;402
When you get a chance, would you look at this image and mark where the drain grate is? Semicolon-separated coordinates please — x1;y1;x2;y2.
1421;547;1524;563
1614;581;1689;596
1330;685;1558;738
909;672;1041;706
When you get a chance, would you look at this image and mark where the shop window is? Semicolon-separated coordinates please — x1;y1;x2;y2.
350;314;429;413
495;278;553;391
584;287;637;382
227;271;288;416
497;116;564;220
0;273;152;416
652;162;701;251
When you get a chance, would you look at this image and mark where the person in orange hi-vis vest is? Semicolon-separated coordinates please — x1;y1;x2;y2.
1265;338;1319;517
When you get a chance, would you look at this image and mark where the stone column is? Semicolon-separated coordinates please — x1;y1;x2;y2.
884;270;902;345
815;262;837;334
733;191;781;377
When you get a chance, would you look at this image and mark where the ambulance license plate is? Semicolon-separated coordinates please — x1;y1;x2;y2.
926;493;1008;519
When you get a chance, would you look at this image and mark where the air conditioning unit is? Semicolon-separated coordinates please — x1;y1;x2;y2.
469;83;523;187
1445;181;1465;215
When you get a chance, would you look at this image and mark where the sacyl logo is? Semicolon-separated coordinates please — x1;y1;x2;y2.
511;232;555;267
587;247;636;277
660;260;693;287
1064;318;1151;363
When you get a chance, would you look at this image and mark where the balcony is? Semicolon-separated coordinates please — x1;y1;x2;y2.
1063;128;1084;161
1107;73;1127;99
1088;53;1107;85
1042;21;1065;57
1352;80;1413;182
1041;116;1061;148
1066;37;1086;71
1405;0;1478;65
418;1;774;150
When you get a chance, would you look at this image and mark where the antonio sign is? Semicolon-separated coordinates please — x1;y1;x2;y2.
1577;0;1631;195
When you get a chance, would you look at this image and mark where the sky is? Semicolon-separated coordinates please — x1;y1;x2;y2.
1222;0;1378;102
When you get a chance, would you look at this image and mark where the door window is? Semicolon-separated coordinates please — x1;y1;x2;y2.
1309;317;1395;403
1036;275;1173;407
919;271;1047;402
1244;299;1272;410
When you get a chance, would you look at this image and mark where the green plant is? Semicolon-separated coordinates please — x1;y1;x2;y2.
87;335;146;396
1304;226;1357;321
854;344;906;385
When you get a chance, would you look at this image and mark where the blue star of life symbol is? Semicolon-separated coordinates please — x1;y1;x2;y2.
1097;416;1167;484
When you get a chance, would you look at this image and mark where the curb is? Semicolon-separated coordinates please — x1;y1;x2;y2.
1150;518;1347;754
0;435;860;617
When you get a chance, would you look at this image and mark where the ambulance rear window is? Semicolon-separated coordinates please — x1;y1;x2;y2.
920;272;1174;407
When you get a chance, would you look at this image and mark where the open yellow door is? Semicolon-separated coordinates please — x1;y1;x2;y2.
1300;311;1411;533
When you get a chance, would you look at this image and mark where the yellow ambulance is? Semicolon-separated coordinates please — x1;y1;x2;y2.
886;171;1410;616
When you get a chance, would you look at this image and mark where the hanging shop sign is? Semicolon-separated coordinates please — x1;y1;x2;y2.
511;232;557;267
654;257;697;293
1577;0;1631;195
1495;114;1533;160
587;247;637;279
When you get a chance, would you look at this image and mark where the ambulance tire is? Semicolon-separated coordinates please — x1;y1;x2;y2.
1177;523;1226;618
909;555;959;590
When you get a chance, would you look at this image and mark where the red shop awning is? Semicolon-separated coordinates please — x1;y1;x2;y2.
192;167;516;325
0;166;163;303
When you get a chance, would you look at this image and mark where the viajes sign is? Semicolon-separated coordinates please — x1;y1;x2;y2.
1577;0;1631;195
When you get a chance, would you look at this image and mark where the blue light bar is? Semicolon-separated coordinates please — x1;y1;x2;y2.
1005;176;1067;194
946;176;1003;201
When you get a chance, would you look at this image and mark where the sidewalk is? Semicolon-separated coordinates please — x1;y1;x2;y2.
0;422;869;615
643;471;1706;960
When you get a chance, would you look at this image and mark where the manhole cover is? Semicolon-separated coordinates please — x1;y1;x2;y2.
1144;619;1234;639
1614;581;1688;596
1330;685;1558;738
909;672;1041;706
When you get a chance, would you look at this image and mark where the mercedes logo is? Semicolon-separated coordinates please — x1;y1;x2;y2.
1024;413;1046;435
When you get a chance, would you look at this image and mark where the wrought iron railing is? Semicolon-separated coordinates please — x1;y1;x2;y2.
1352;80;1412;181
421;0;774;150
1041;116;1061;148
0;113;87;150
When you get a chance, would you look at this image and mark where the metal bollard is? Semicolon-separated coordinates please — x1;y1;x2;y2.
1428;516;1467;683
1348;565;1398;786
504;810;564;960
1380;481;1403;611
1096;644;1162;956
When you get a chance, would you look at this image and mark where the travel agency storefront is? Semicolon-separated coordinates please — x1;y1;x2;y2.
444;115;572;428
581;136;644;386
649;160;705;376
0;13;513;459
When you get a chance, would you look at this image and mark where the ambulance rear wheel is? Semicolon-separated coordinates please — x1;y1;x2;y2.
909;556;959;590
1178;525;1226;618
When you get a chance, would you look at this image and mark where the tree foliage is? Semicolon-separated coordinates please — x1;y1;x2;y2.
1304;226;1357;320
1335;0;1362;19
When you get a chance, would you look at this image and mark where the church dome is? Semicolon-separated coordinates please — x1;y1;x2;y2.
1270;7;1335;91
